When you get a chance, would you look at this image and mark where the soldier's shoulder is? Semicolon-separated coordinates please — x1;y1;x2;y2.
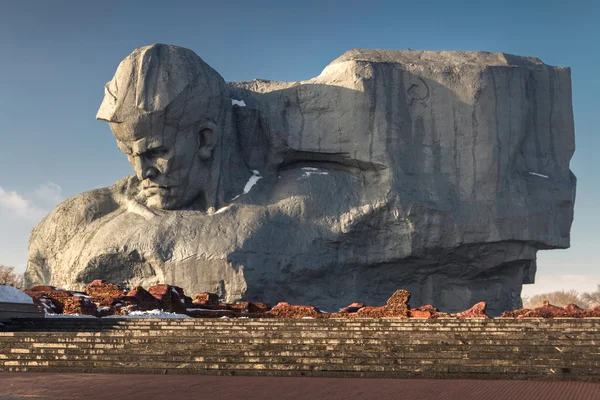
34;176;139;233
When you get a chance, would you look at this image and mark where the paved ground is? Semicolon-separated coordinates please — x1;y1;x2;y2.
0;373;599;400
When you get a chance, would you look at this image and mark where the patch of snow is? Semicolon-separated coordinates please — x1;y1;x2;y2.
220;316;231;319
45;314;97;318
299;167;329;179
244;170;262;194
97;307;111;312
215;205;231;214
39;301;55;312
231;170;262;200
186;308;227;312
231;99;246;107
529;172;549;178
104;309;191;319
0;285;33;304
72;293;91;298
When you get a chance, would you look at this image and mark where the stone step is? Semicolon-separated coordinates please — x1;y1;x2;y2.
4;347;598;358
7;318;600;328
6;324;600;333
26;323;591;329
2;338;597;349
0;337;598;349
3;344;598;358
2;337;597;347
4;328;597;336
3;329;599;338
3;346;598;357
3;336;598;345
5;328;595;335
1;359;598;377
4;330;598;339
10;317;600;323
5;326;598;335
2;352;599;367
4;341;597;354
11;327;587;334
0;357;585;370
2;357;597;370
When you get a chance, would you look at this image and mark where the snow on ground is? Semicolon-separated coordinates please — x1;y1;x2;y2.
45;313;97;318
231;99;246;107
0;285;33;304
104;309;191;319
43;309;190;319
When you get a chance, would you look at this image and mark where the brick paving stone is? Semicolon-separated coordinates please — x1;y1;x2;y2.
0;373;599;400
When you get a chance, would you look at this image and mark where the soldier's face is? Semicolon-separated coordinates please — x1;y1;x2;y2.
110;119;214;210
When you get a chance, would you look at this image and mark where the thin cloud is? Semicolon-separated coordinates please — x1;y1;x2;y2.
33;182;63;205
0;182;64;222
0;182;65;273
0;186;46;221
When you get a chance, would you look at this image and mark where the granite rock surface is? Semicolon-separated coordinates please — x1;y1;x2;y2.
25;45;576;315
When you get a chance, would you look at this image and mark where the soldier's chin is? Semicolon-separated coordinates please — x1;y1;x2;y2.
145;194;177;210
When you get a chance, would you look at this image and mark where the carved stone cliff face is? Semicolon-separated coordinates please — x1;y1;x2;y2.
25;46;576;316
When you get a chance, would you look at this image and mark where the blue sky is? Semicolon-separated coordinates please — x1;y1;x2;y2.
0;0;597;296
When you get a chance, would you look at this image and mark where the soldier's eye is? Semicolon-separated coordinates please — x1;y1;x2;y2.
149;148;167;157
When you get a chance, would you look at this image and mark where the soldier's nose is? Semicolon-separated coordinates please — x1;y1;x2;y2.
142;166;159;180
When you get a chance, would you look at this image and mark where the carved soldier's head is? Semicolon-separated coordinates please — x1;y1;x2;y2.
96;44;229;210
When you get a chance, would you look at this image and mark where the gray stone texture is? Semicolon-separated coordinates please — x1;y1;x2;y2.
25;45;576;316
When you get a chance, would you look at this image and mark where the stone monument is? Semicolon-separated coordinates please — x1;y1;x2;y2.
25;44;576;315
